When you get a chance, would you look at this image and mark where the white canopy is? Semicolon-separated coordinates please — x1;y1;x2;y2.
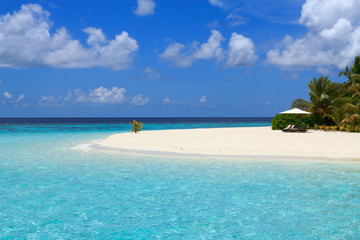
279;108;311;114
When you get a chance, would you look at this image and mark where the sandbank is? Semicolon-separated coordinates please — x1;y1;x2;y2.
91;127;360;160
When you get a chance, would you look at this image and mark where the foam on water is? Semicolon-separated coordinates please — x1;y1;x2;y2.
1;120;360;239
72;139;105;152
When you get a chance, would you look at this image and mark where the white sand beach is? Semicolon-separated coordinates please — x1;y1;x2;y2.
92;127;360;159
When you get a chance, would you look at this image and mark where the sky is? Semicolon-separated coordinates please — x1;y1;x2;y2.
0;0;359;117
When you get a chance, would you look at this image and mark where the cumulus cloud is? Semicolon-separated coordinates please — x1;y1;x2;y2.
4;91;12;99
267;0;360;69
52;86;150;106
67;87;127;104
160;43;194;67
160;30;257;68
131;94;149;105
0;4;139;70
38;95;60;106
200;95;207;103
134;0;155;16
227;33;258;67
193;30;224;60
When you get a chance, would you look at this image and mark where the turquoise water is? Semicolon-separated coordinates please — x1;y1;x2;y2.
1;122;360;239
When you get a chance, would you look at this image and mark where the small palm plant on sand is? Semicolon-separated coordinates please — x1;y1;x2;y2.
129;120;143;133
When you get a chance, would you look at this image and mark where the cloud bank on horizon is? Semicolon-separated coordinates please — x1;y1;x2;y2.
39;87;149;106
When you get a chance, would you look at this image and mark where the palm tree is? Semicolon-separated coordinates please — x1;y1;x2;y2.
339;56;360;79
329;108;346;127
341;101;360;128
291;76;344;117
352;56;360;74
129;120;143;133
347;75;360;101
339;56;360;101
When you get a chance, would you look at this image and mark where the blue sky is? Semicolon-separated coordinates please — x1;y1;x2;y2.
0;0;358;117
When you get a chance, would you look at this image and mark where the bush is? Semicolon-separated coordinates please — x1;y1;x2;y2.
345;125;352;132
271;113;335;130
355;126;360;133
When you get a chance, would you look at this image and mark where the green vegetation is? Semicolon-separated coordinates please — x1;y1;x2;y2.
271;113;330;130
272;56;360;132
129;120;143;133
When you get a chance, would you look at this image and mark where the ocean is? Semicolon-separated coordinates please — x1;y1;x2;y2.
1;118;359;239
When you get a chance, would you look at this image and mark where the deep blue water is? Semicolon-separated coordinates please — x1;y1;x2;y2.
1;118;359;239
0;117;272;133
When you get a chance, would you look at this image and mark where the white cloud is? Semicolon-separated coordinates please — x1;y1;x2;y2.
226;13;248;27
134;0;155;16
267;0;360;69
2;92;25;105
160;42;194;67
160;30;225;67
64;91;73;102
160;30;256;68
38;95;59;106
37;87;150;107
0;4;139;70
299;0;360;31
71;87;127;104
163;97;171;104
4;91;12;99
193;30;224;60
16;94;25;102
227;33;258;67
83;27;106;46
87;87;126;104
39;87;150;106
143;66;160;80
131;94;149;105
208;0;225;8
200;95;207;103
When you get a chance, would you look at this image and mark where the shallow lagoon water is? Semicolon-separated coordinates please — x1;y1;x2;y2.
1;121;360;239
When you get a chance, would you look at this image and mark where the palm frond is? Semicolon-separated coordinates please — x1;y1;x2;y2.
291;98;311;110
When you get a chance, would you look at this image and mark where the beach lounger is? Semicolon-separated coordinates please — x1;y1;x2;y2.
296;126;307;132
282;125;291;131
282;125;294;132
287;125;307;132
